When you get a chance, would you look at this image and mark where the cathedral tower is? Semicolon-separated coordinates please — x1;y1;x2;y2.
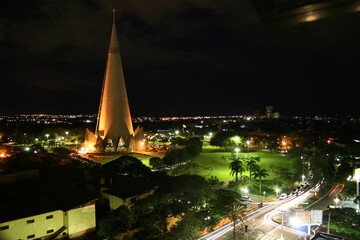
84;10;144;152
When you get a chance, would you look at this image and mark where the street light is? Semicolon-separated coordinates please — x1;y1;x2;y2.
334;198;339;208
263;191;266;202
275;188;280;198
246;140;250;152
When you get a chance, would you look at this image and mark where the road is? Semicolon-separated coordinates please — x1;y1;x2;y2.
199;183;322;240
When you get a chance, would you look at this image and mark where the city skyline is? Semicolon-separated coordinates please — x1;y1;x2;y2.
1;0;360;117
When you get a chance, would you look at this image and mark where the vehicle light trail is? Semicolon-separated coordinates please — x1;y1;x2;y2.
199;182;322;240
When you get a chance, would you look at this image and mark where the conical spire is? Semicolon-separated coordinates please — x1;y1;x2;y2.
95;9;134;152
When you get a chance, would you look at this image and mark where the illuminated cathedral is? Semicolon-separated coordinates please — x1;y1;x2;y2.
84;10;144;153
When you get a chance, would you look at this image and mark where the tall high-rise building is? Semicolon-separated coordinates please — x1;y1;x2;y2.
84;10;144;152
265;105;273;119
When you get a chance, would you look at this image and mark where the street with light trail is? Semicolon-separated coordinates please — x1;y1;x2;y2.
199;183;322;240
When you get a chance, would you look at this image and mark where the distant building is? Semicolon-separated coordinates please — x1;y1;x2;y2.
84;10;144;153
265;105;273;118
273;112;280;118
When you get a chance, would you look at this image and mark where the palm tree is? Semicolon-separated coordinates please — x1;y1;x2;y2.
252;166;269;192
229;158;244;181
245;158;258;180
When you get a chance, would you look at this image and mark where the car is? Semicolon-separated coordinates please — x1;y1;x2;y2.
328;204;336;209
279;193;287;200
292;188;299;194
240;196;252;202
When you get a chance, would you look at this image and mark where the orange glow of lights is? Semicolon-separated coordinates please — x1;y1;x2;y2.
305;14;317;22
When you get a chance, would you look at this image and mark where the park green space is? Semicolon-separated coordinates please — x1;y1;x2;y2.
174;145;293;181
88;146;293;182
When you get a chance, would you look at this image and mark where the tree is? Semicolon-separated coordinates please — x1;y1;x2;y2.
166;211;204;240
245;158;258;180
211;189;245;240
324;208;360;239
97;206;136;239
102;155;151;178
229;158;244;181
149;157;164;170
252;165;269;193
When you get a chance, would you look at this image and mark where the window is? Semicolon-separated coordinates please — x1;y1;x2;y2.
27;234;35;239
47;229;54;234
26;219;34;224
46;215;53;219
0;225;9;231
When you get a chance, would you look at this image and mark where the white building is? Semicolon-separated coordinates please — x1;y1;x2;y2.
0;203;96;240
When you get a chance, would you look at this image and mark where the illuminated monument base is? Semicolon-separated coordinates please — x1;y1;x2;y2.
83;126;145;153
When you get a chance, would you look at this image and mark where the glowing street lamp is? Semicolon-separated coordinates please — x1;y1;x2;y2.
45;134;49;141
263;191;266;202
334;198;339;208
275;188;280;198
246;140;250;152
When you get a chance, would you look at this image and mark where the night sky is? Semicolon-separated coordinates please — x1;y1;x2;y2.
1;0;359;117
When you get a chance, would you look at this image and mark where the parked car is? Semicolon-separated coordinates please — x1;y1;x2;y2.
328;204;336;209
240;196;252;202
279;193;287;200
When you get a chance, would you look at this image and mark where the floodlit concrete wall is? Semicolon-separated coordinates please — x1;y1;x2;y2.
101;192;126;210
0;204;97;240
0;210;64;240
102;189;155;210
66;205;96;239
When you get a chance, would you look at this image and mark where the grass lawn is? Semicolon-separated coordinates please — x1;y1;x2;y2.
181;146;293;181
87;145;294;195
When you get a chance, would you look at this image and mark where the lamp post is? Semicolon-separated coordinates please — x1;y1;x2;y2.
235;148;240;159
327;213;331;234
334;198;339;208
246;140;250;152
